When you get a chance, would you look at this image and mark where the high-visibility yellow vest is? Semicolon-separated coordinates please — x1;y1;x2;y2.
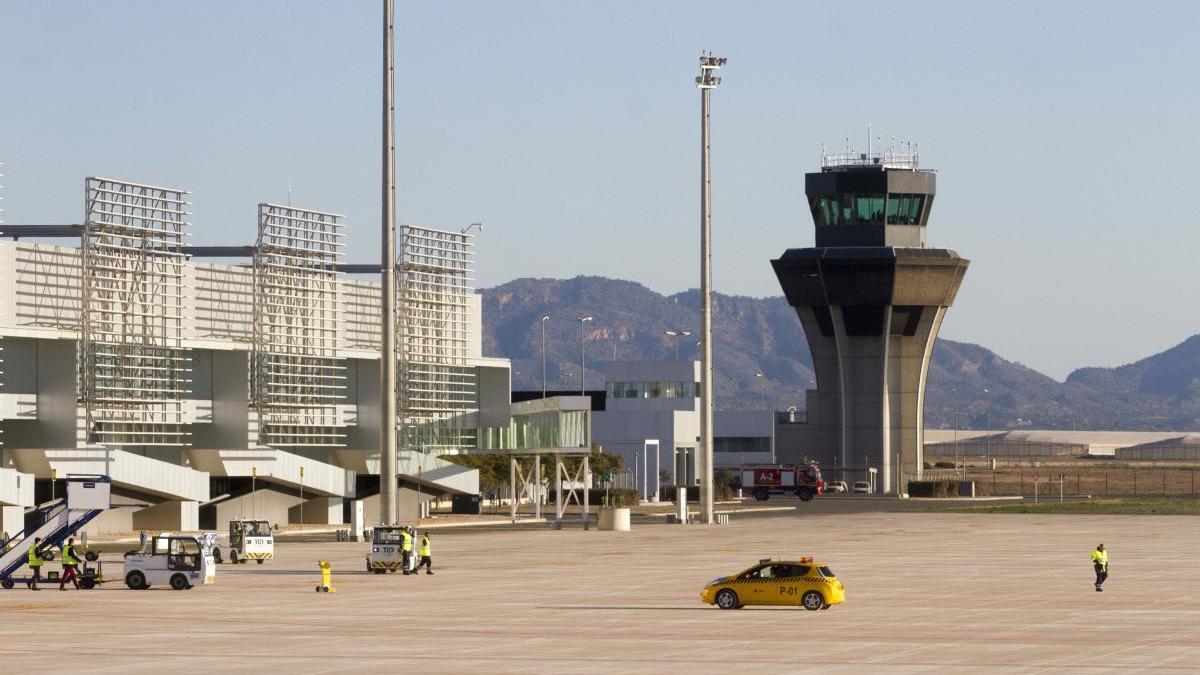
419;536;430;557
1091;549;1108;568
27;544;43;567
401;531;412;552
61;544;79;566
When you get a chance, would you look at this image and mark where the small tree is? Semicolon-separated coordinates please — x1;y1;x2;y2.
587;444;624;477
715;469;736;501
440;454;510;494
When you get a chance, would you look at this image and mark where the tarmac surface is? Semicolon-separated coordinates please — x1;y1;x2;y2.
1;508;1197;673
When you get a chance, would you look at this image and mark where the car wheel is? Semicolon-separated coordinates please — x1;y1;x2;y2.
79;578;95;590
798;488;814;502
715;589;740;610
213;548;223;564
125;571;146;590
256;559;264;565
754;488;769;502
170;574;189;591
802;590;824;611
230;552;239;565
1;579;14;590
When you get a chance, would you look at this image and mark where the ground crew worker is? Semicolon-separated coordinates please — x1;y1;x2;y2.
1091;543;1108;592
415;532;433;575
59;537;81;590
400;527;413;575
27;537;45;590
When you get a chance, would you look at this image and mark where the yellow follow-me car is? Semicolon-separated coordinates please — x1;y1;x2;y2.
701;557;845;611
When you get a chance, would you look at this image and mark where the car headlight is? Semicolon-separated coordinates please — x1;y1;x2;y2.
707;577;728;586
373;547;379;552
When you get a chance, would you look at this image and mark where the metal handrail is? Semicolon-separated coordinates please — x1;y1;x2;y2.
822;151;919;170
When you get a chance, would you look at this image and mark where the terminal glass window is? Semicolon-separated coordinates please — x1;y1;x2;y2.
477;409;588;451
713;436;771;453
607;381;698;400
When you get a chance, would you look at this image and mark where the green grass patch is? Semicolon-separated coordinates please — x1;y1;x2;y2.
951;498;1200;515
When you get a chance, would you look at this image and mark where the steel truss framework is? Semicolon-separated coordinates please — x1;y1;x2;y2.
397;226;476;453
81;177;191;447
501;451;591;527
252;203;346;447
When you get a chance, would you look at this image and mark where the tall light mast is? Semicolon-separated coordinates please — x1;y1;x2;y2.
379;0;398;525
696;52;725;525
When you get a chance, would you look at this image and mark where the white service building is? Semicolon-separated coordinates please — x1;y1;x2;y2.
591;360;774;487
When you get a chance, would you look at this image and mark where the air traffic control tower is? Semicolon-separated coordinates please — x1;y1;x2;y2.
771;148;968;494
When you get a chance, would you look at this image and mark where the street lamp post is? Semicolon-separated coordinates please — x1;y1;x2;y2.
952;388;959;473
664;329;691;360
696;51;725;526
578;316;592;395
540;315;550;397
755;373;764;409
984;388;991;463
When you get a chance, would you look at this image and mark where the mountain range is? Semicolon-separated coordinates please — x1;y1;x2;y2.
480;276;1200;431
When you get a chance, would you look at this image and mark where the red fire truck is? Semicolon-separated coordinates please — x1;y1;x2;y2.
741;462;823;502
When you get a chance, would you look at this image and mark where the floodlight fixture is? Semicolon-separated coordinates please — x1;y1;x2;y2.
696;51;725;89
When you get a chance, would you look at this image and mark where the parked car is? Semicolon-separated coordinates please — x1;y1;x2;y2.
825;481;848;494
852;481;872;494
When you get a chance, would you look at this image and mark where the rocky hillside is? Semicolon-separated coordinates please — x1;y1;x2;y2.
480;276;1200;431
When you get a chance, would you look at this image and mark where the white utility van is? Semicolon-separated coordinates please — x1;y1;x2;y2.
123;534;215;590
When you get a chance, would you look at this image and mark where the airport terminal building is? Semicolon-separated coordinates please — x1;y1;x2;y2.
0;177;511;534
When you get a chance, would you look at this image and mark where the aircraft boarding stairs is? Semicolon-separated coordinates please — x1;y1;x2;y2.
0;475;111;589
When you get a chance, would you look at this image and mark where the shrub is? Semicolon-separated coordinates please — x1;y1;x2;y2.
606;488;640;508
934;461;957;469
715;469;737;500
907;479;960;498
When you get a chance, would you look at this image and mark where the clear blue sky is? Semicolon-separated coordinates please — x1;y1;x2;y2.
2;1;1197;379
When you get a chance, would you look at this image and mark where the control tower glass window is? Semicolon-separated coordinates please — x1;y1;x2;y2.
812;195;838;226
885;194;925;225
811;194;887;226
